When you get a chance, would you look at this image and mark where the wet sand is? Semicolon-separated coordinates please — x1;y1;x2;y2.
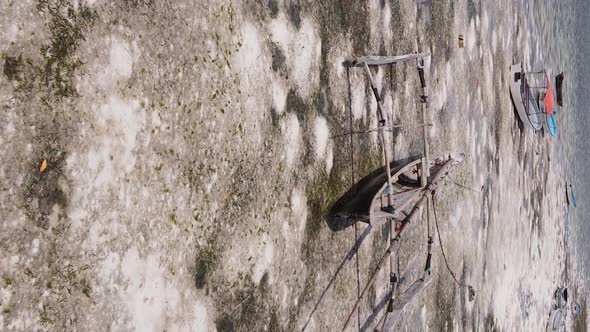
0;0;570;331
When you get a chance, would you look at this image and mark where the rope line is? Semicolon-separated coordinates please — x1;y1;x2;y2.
431;194;465;287
329;124;433;140
445;175;481;193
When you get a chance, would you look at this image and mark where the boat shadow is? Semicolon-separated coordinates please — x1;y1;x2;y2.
299;62;372;328
326;61;416;232
359;289;392;331
509;92;525;132
326;157;418;232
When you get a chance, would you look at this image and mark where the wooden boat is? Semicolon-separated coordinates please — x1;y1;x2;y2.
330;153;463;330
329;154;463;230
327;52;467;331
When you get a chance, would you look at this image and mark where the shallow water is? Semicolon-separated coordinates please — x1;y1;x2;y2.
570;0;590;296
529;0;590;325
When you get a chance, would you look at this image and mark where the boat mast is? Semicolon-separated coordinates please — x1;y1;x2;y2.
417;57;431;185
380;56;434;330
417;56;433;280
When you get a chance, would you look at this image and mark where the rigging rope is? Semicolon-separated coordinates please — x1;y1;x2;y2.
432;193;476;300
445;175;481;194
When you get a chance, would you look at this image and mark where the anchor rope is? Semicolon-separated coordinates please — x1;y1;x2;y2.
445;175;481;194
431;193;472;291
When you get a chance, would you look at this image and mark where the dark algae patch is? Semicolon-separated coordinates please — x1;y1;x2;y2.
285;89;307;123
23;148;70;230
467;0;479;21
215;314;235;332
270;42;286;73
13;0;97;99
214;274;281;332
194;242;220;289
3;55;22;80
303;171;348;245
288;0;302;30
484;311;499;332
37;0;97;98
267;0;279;18
429;0;455;62
2;275;13;287
433;275;456;330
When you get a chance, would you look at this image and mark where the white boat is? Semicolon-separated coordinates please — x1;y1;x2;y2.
546;287;568;331
509;64;544;131
547;309;564;331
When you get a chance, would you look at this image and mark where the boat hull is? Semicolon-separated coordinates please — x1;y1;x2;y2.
547;309;564;331
509;64;543;131
328;154;464;230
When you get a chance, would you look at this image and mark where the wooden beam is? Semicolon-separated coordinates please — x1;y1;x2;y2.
354;53;431;67
340;158;458;332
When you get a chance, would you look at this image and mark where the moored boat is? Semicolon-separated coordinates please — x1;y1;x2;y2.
326;51;471;332
509;64;544;131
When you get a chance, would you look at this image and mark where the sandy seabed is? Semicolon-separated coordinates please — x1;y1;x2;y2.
0;0;573;331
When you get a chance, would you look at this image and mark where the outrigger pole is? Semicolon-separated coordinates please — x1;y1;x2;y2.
341;53;433;332
340;157;458;331
361;62;396;212
353;53;431;212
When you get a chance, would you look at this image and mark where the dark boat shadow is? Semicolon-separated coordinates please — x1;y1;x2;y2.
359;290;392;331
326;157;418;232
509;93;525;133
